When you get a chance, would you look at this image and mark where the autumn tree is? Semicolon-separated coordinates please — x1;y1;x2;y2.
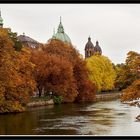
126;51;140;80
43;39;79;65
115;63;129;90
45;39;96;102
120;51;140;102
74;57;96;102
115;51;140;91
31;48;78;102
0;28;35;113
31;39;96;102
121;79;140;102
43;55;78;103
86;54;116;92
31;48;49;97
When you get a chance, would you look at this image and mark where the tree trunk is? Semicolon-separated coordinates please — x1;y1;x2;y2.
38;87;42;97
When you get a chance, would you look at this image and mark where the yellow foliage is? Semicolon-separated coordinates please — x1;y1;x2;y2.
86;55;116;91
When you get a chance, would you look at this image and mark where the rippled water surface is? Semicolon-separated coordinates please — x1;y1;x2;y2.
0;99;140;135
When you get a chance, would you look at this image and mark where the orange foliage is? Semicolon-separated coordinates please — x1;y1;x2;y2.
31;39;96;102
0;28;36;113
121;79;140;102
74;59;96;102
31;48;78;102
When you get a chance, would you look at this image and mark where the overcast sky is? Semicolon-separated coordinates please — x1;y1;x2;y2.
0;4;140;64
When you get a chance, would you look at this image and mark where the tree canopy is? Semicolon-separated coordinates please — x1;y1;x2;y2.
86;54;116;91
0;28;35;113
31;39;96;102
120;51;140;102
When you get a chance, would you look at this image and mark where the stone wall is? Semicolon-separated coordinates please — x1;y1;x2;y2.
27;99;54;107
27;92;121;107
95;92;121;102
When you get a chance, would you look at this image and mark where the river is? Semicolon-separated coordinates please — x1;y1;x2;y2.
0;99;140;135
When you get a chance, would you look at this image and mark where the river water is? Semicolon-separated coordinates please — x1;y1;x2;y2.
0;99;140;135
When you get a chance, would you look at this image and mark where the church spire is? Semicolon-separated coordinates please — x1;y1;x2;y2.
51;17;71;43
57;16;64;33
0;9;3;28
96;40;99;45
88;36;91;41
53;28;55;35
60;16;62;23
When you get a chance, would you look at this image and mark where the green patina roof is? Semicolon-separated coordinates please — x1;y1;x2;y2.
0;10;3;25
52;17;71;43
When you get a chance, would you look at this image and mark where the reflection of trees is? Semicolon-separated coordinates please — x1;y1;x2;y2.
0;111;38;134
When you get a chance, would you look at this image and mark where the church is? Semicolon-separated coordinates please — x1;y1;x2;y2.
0;11;102;58
50;17;102;59
51;17;71;44
18;33;39;48
85;37;102;58
0;10;40;48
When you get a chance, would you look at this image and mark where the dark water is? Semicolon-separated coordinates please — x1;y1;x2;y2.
0;99;140;135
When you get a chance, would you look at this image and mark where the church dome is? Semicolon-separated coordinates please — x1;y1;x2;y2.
18;34;39;44
52;17;71;44
85;36;94;50
95;41;102;54
18;33;39;48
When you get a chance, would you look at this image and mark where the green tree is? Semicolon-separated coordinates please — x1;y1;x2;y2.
8;29;22;51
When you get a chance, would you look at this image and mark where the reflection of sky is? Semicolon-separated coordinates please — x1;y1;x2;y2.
107;102;140;136
81;100;140;136
0;99;140;135
0;4;140;64
35;100;140;135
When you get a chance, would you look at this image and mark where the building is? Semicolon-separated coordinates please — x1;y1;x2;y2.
85;36;102;58
51;17;71;44
18;33;40;48
0;10;39;48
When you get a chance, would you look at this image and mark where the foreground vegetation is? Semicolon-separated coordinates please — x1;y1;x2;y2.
0;27;139;113
118;51;140;103
0;28;97;113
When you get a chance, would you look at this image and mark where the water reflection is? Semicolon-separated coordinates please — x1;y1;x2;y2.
0;99;140;135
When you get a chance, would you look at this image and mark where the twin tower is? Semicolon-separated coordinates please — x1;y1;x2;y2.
85;37;102;58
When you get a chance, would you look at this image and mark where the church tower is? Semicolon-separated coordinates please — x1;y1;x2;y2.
85;36;95;58
85;37;102;58
0;10;3;28
94;40;102;55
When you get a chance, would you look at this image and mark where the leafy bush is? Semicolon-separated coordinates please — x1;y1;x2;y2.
53;96;63;104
